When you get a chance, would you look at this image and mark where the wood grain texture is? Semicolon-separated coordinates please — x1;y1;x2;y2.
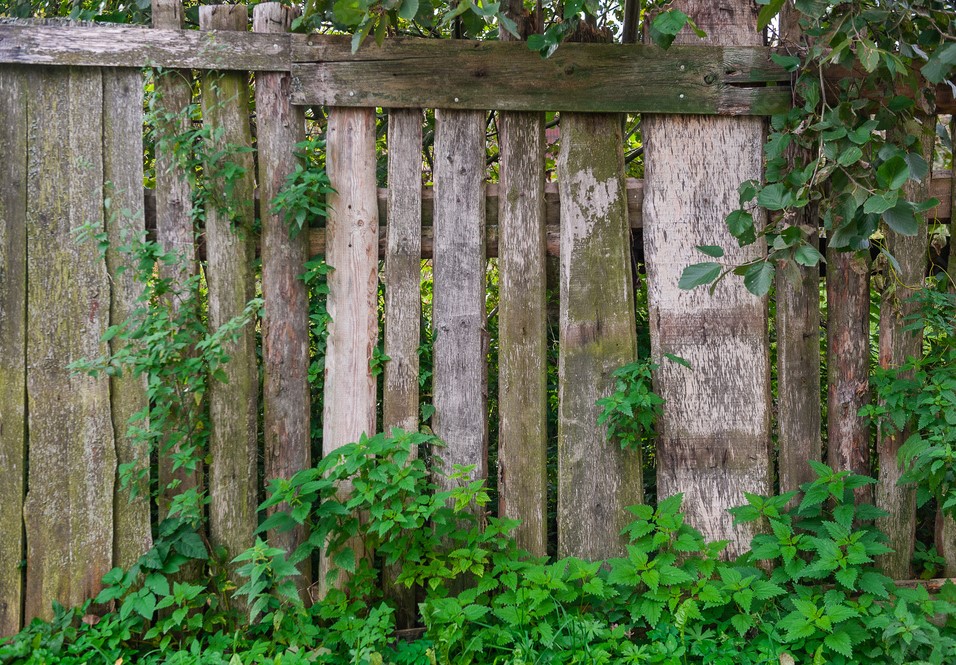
23;66;116;621
431;110;488;493
0;65;26;637
556;113;641;560
875;121;933;579
383;110;423;438
200;5;258;582
321;107;379;594
254;2;311;593
151;0;202;522
944;117;956;577
0;22;289;71
382;109;423;627
643;0;771;557
290;36;790;115
497;110;548;557
825;249;872;497
102;68;151;569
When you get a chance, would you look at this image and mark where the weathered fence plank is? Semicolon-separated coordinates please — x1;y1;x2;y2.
23;66;116;621
200;5;258;580
556;113;641;560
876;121;934;578
644;0;772;556
498;107;548;557
775;6;821;500
432;109;488;493
0;22;289;71
255;2;311;593
151;0;202;524
826;249;872;496
0;65;27;637
291;37;790;115
382;108;423;628
944;117;956;577
321;106;379;593
103;68;152;569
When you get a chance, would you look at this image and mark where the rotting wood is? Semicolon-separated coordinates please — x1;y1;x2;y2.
431;109;488;495
255;2;312;595
200;5;258;585
826;248;872;501
557;113;641;561
23;66;116;621
151;0;203;525
290;36;790;115
643;0;772;557
320;106;379;595
382;108;423;629
775;6;821;500
102;67;152;570
0;65;26;638
0;22;289;71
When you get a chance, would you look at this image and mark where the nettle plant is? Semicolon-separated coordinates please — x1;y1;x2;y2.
679;0;955;295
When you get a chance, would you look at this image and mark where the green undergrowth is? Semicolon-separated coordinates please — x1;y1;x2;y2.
3;431;956;665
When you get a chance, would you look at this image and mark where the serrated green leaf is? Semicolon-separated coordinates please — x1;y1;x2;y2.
727;209;756;245
743;262;774;297
678;262;721;290
824;631;853;658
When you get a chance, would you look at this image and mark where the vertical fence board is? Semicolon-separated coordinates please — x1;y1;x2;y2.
254;2;311;592
23;67;116;621
498;109;548;557
0;65;27;637
944;119;956;576
383;108;423;627
321;106;379;592
384;110;423;438
876;121;933;578
199;5;259;578
151;0;201;523
825;249;871;495
556;113;640;560
103;68;152;570
643;1;771;556
432;109;488;493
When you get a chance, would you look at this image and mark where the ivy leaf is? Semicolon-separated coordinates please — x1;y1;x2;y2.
876;155;910;190
883;202;919;236
726;210;756;245
743;262;775;297
678;262;721;290
757;0;785;31
696;245;724;258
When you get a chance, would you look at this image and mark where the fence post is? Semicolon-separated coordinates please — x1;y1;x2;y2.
0;65;26;637
557;113;641;560
199;4;259;585
151;0;203;525
254;1;312;595
643;1;772;556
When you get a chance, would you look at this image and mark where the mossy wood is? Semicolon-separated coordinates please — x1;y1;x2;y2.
320;106;379;595
497;109;548;557
291;37;790;115
0;65;26;638
23;66;116;621
432;109;489;494
254;2;312;595
103;68;152;570
644;1;772;557
382;108;423;628
557;113;641;561
151;0;203;525
199;5;259;584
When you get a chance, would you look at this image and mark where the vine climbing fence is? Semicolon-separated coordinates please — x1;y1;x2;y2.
0;1;954;637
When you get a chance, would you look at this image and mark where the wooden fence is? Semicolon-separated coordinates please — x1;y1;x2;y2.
0;1;955;636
